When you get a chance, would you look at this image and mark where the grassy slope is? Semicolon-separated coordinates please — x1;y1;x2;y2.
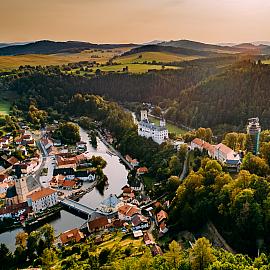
0;48;130;70
148;116;186;134
0;100;10;115
115;51;202;64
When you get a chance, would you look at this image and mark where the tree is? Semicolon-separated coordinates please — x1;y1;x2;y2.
241;153;269;177
0;244;13;270
41;248;57;269
54;122;80;144
16;231;28;248
189;237;215;270
164;240;182;269
40;224;55;249
169;155;181;175
167;175;180;193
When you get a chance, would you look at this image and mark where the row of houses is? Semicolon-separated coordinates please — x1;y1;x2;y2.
190;138;241;170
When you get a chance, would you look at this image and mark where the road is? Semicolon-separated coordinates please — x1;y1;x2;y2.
180;151;189;181
96;130;133;170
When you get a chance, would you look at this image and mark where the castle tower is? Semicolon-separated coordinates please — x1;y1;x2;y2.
15;177;29;203
140;110;148;121
160;118;166;127
247;117;261;155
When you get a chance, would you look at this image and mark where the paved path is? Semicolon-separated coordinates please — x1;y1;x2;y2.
96;130;133;170
180;151;189;181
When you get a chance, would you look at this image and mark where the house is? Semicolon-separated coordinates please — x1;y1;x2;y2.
59;180;78;190
87;216;110;233
156;210;168;224
7;156;19;166
190;138;215;157
27;187;58;213
17;145;28;156
0;202;29;220
143;231;155;245
53;168;75;178
131;214;149;231
74;170;95;182
125;155;139;167
133;230;143;238
137;167;148;175
121;185;135;202
118;203;141;221
0;174;9;182
159;221;169;235
151;245;163;256
129;178;143;191
41;138;53;150
53;139;62;146
214;143;241;170
138;110;169;145
56;156;77;169
98;194;120;214
0;182;9;198
60;228;84;245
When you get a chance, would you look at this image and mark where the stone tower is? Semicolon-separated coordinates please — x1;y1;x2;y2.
140;110;148;121
15;177;28;203
247;117;261;155
160;118;166;127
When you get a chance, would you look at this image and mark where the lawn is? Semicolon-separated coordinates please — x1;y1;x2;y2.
143;175;156;190
0;48;131;70
148;116;187;135
115;51;202;64
0;99;10;115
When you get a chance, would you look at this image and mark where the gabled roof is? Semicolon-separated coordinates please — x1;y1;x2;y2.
27;187;57;202
88;216;110;230
215;143;234;155
156;210;168;223
131;214;148;227
60;228;84;244
118;203;140;217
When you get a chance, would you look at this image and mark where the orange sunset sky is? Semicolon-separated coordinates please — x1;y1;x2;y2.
1;0;270;43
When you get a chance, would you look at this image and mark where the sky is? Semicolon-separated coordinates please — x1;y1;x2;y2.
1;0;270;44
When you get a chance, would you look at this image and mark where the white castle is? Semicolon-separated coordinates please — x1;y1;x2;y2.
138;110;168;144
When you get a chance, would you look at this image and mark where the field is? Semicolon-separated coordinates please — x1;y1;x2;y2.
148;116;186;134
90;63;179;74
262;59;270;64
0;48;131;70
115;51;202;64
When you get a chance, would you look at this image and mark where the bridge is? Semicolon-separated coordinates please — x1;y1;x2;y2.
60;198;96;217
60;198;118;219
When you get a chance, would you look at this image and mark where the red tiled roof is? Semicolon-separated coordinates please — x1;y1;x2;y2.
27;188;57;202
118;204;140;217
88;217;109;230
215;143;234;155
137;167;148;173
60;228;84;244
156;210;168;224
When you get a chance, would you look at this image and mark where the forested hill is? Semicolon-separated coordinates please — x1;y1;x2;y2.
6;60;270;132
159;39;270;54
165;61;270;130
0;40;137;56
8;66;218;105
121;44;221;57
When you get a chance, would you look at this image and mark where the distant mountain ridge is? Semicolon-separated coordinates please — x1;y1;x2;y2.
121;44;222;58
1;39;270;57
0;40;137;56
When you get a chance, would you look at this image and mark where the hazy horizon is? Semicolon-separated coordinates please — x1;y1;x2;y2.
1;0;270;44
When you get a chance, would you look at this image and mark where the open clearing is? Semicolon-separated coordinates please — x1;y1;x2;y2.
115;51;202;64
148;116;186;134
0;48;131;70
0;99;10;115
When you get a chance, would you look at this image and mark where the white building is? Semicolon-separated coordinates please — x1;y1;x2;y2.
138;110;168;144
27;187;58;213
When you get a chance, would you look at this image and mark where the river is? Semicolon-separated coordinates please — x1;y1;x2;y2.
0;127;128;251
